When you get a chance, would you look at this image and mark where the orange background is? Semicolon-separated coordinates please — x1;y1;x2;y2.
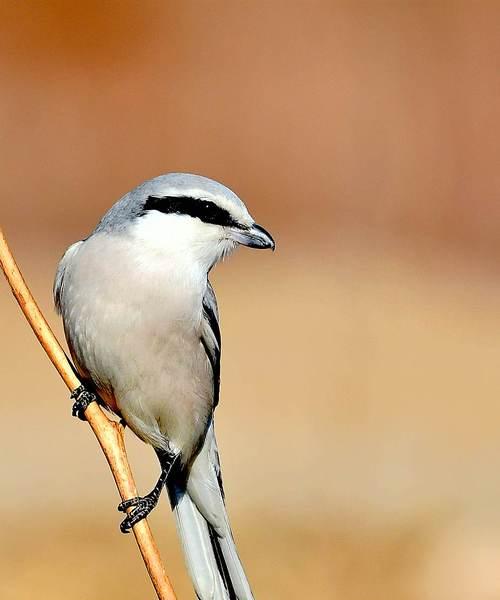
1;3;499;599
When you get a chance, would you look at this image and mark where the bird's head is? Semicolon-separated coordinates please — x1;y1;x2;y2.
95;173;274;270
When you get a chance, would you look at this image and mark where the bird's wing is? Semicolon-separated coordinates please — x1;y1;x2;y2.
201;279;221;407
53;241;84;314
178;283;254;597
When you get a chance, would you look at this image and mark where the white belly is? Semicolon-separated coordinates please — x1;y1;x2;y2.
59;231;214;461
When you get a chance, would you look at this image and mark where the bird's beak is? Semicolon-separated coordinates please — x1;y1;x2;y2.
229;223;275;250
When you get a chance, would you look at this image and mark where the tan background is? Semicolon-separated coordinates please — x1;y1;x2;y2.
1;2;500;599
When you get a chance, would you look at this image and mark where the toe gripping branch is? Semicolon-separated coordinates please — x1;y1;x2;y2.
70;384;97;421
118;448;180;534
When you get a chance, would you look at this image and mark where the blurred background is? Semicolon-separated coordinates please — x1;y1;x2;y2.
0;2;499;599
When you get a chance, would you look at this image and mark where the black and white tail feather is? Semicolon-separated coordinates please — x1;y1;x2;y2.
168;423;253;600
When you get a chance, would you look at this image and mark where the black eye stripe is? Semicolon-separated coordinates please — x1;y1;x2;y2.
142;195;240;228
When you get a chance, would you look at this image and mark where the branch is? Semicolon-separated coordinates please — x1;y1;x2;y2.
0;228;177;600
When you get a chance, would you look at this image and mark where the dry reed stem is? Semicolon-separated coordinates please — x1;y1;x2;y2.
0;228;177;600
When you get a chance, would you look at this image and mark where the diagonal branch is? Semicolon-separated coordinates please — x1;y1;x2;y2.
0;228;177;600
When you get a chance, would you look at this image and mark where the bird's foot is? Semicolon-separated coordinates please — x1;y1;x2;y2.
118;491;161;533
70;385;97;421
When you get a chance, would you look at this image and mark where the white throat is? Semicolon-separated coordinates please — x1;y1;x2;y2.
129;211;238;274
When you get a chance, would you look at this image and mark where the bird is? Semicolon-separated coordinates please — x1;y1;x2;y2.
54;173;274;600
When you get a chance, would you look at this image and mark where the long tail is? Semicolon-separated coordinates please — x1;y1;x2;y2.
168;424;254;600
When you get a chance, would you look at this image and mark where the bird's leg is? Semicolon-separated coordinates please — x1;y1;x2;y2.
118;447;180;534
70;384;97;421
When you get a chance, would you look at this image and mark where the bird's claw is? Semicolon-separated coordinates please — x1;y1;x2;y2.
117;496;142;512
118;494;159;533
70;385;96;421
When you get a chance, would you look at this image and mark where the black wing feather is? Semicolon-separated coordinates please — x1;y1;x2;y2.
201;281;221;407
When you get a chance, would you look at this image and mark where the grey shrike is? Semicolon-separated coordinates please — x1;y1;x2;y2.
54;173;274;600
